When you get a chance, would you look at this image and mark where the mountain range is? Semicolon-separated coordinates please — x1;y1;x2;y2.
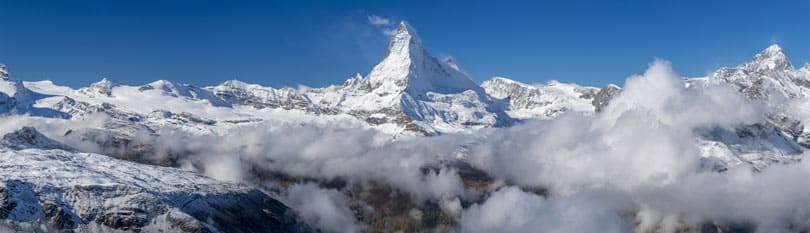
0;21;808;232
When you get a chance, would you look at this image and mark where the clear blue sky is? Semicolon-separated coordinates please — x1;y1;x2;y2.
1;0;808;88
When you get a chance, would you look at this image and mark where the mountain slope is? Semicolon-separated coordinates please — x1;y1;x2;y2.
0;127;312;233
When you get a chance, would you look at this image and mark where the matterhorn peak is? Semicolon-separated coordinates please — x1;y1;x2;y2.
741;44;793;71
379;21;424;62
366;20;481;97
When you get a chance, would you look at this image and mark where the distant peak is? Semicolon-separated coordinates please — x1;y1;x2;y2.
93;77;112;86
218;80;251;89
148;79;174;86
77;77;114;97
741;44;793;71
486;77;528;86
90;77;113;96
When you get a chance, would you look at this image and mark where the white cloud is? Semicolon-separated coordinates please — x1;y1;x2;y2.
367;15;396;37
382;28;397;36
460;187;631;233
367;15;391;26
283;183;365;233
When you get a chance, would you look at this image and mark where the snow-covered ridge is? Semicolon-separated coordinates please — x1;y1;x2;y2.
0;127;312;232
8;21;514;136
481;77;600;119
741;44;793;72
688;44;810;100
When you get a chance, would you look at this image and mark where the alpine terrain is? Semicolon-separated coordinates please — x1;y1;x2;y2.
0;20;809;233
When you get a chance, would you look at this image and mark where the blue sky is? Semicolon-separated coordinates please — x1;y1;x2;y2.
1;0;808;88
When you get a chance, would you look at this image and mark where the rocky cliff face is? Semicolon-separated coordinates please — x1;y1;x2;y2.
592;84;621;113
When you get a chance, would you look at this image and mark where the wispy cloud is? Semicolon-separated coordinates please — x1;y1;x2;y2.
769;36;780;45
367;14;396;37
367;15;391;26
382;28;397;36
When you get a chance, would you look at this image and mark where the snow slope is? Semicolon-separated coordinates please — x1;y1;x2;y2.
0;127;311;232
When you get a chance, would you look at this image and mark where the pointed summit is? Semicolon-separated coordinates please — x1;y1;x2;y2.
90;77;113;96
741;44;793;71
392;21;421;45
763;44;784;53
366;21;480;97
379;21;424;62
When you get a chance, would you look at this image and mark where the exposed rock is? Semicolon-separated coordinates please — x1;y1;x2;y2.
592;84;621;113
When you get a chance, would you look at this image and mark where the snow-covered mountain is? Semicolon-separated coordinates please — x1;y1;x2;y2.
205;21;513;135
0;127;311;232
480;77;602;119
680;45;810;171
2;32;807;173
481;44;810;172
688;44;810;101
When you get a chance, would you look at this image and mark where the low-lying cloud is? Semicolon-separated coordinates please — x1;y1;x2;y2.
283;183;365;233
